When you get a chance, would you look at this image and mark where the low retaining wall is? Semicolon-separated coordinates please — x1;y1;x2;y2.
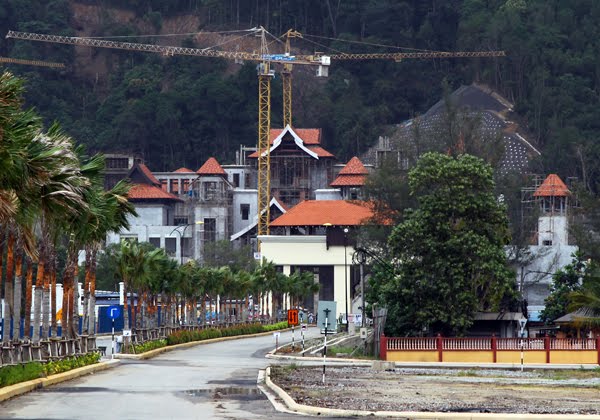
381;335;600;365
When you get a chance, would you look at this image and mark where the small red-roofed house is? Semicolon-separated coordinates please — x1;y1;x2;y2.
190;157;233;251
331;156;370;200
107;163;189;260
247;125;336;207
259;199;387;320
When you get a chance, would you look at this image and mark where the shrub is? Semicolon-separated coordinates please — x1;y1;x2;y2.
43;353;101;376
0;362;44;387
0;353;101;389
123;339;167;354
165;321;288;345
263;321;289;331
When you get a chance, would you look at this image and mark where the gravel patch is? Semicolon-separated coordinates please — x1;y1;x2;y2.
271;365;600;415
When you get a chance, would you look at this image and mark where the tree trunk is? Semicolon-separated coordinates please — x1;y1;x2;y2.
0;230;4;337
24;259;33;338
41;267;51;339
13;249;23;339
130;287;136;331
123;281;129;330
50;266;57;337
32;257;44;343
82;246;91;334
71;278;80;338
3;231;15;342
42;272;52;339
88;247;98;335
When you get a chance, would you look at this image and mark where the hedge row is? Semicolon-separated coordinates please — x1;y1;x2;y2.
0;353;101;388
166;321;289;345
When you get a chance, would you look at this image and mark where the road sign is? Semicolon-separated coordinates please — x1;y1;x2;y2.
108;305;121;320
122;329;132;337
518;318;527;334
317;301;337;333
273;331;280;339
287;309;299;326
301;324;307;331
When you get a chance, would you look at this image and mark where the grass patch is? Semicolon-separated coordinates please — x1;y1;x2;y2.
536;368;600;380
456;369;479;377
326;344;375;359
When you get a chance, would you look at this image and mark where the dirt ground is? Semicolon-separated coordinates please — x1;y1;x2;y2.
270;365;600;415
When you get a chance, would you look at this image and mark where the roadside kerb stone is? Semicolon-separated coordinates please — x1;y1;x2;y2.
263;366;600;419
114;328;291;360
0;359;121;403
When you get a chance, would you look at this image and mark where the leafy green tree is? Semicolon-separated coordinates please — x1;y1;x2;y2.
202;240;256;273
540;253;586;324
373;152;517;336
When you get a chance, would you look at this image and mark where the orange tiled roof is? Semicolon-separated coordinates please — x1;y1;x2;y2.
270;128;321;144
306;145;335;158
138;163;160;186
248;145;334;159
339;157;368;175
173;167;194;173
127;184;182;201
270;200;376;227
196;157;226;176
331;175;366;187
533;174;570;197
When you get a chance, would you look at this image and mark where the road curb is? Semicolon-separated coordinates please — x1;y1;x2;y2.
263;365;600;419
0;359;121;403
114;328;289;360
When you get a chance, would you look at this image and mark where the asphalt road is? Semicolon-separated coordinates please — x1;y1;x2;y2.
0;327;352;420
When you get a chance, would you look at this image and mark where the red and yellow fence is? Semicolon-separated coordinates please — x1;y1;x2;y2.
381;335;600;365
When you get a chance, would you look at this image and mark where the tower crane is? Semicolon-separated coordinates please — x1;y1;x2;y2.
5;29;504;238
0;56;64;68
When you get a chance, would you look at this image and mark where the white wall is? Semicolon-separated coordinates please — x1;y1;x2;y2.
232;189;258;234
259;235;353;319
538;215;569;246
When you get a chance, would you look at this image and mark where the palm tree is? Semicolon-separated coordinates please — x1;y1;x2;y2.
288;271;319;310
114;240;163;334
204;267;224;325
82;178;137;334
568;263;600;330
31;126;89;342
0;72;44;341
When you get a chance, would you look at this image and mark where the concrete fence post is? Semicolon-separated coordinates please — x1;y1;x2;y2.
436;334;443;362
379;334;387;360
596;336;600;365
545;334;551;364
491;334;497;363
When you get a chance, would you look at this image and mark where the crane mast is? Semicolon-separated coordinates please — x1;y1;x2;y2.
281;29;302;128
256;29;273;237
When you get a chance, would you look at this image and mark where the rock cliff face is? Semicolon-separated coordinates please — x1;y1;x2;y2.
67;2;203;92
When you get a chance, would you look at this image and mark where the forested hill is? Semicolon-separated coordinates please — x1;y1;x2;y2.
1;0;599;192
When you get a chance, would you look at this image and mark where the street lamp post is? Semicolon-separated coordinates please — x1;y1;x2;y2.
343;227;349;333
169;221;204;265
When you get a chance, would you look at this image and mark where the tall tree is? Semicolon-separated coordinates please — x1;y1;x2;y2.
371;152;518;336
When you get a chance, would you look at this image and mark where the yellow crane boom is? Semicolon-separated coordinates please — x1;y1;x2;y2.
0;56;64;68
